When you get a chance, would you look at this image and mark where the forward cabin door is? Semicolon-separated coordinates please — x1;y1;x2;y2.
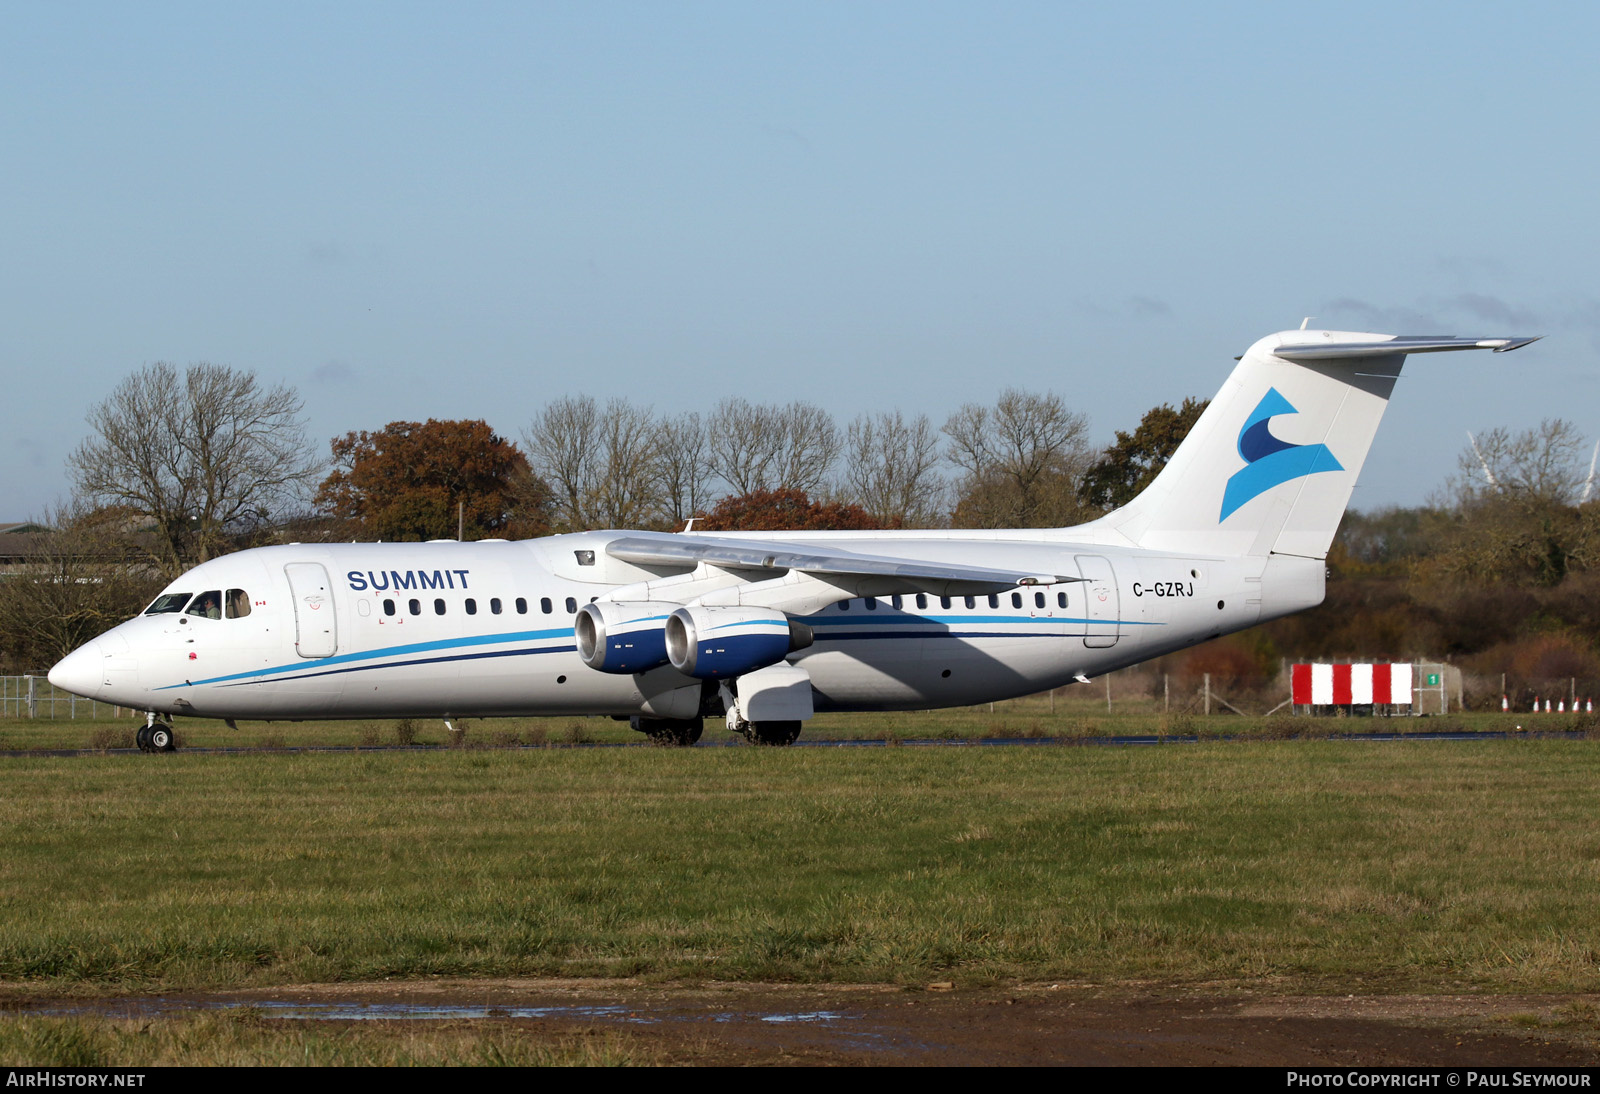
1075;554;1120;649
285;563;338;658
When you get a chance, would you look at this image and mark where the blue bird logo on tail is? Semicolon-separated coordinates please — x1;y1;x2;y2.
1219;388;1343;521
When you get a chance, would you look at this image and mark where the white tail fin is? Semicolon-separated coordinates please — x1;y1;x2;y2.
1092;329;1539;559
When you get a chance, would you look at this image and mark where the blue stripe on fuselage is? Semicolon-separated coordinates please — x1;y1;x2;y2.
155;627;574;690
158;614;1165;691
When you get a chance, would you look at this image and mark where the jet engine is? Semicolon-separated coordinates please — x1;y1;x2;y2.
664;605;813;679
574;602;677;674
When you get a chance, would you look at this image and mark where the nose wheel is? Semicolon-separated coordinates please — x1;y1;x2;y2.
136;721;177;752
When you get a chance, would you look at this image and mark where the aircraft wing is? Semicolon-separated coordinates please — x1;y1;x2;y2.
604;533;1077;588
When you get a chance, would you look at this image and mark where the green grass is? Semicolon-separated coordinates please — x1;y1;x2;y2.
0;1011;666;1066
1;741;1599;995
1;698;1590;752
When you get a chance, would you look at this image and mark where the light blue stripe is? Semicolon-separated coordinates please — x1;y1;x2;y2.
808;614;1160;628
162;627;573;689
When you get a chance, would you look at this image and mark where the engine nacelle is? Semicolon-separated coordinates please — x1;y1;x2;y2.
665;605;812;679
574;601;676;674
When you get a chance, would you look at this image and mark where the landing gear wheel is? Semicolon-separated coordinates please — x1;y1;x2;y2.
749;720;801;746
630;716;703;747
148;723;176;752
135;725;152;752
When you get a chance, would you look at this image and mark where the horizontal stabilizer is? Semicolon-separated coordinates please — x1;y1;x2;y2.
606;533;1077;587
1273;335;1540;360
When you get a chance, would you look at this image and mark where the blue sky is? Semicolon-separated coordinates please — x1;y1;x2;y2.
3;2;1593;519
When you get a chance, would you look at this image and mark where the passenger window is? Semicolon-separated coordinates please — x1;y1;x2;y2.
892;594;902;610
963;596;975;609
465;598;477;615
384;599;396;616
409;599;421;616
434;599;446;615
915;594;927;610
1058;591;1068;608
491;598;502;614
864;597;877;611
1011;592;1022;608
144;592;192;615
226;589;252;619
565;597;577;614
939;596;951;609
516;598;528;614
185;591;223;620
987;594;998;609
1035;591;1046;608
541;597;552;614
838;600;849;611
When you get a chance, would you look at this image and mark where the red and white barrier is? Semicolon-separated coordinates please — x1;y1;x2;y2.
1291;663;1413;706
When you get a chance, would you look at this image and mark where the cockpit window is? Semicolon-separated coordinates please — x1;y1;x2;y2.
226;589;252;619
144;592;192;615
185;591;223;620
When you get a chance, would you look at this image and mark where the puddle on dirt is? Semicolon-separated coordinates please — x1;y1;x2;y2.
15;996;910;1053
24;997;865;1029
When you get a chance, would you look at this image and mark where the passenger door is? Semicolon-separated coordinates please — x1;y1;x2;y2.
285;563;338;658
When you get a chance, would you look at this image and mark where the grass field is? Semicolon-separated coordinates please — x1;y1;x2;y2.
1;693;1592;751
2;736;1599;998
0;1012;664;1066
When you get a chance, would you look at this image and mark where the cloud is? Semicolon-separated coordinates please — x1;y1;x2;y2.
1128;296;1171;318
1447;293;1543;330
311;360;357;384
12;436;47;469
1319;298;1442;332
760;124;814;155
1071;296;1173;319
1435;255;1508;283
1321;294;1548;334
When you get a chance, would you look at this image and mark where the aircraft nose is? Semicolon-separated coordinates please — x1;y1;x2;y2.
48;641;105;699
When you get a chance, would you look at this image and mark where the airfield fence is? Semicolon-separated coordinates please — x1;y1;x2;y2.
0;676;125;719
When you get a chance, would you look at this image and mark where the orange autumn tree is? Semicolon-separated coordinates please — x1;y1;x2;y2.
316;419;551;541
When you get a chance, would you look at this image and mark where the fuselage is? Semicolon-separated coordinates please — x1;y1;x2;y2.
48;530;1324;722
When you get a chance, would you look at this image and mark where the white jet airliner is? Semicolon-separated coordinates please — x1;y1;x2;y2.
49;327;1537;750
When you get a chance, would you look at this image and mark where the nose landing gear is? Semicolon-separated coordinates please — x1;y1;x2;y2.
137;714;177;753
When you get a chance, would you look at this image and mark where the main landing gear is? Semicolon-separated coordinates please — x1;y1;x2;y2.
137;714;177;753
726;711;802;746
630;716;704;747
745;720;801;746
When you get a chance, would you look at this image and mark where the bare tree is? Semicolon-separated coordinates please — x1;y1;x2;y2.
524;396;664;530
841;411;945;526
657;411;712;527
524;395;600;531
707;399;840;496
943;389;1093;528
68;363;319;575
591;400;664;527
1450;420;1591;508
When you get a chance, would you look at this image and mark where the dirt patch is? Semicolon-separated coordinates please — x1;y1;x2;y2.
8;979;1599;1066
